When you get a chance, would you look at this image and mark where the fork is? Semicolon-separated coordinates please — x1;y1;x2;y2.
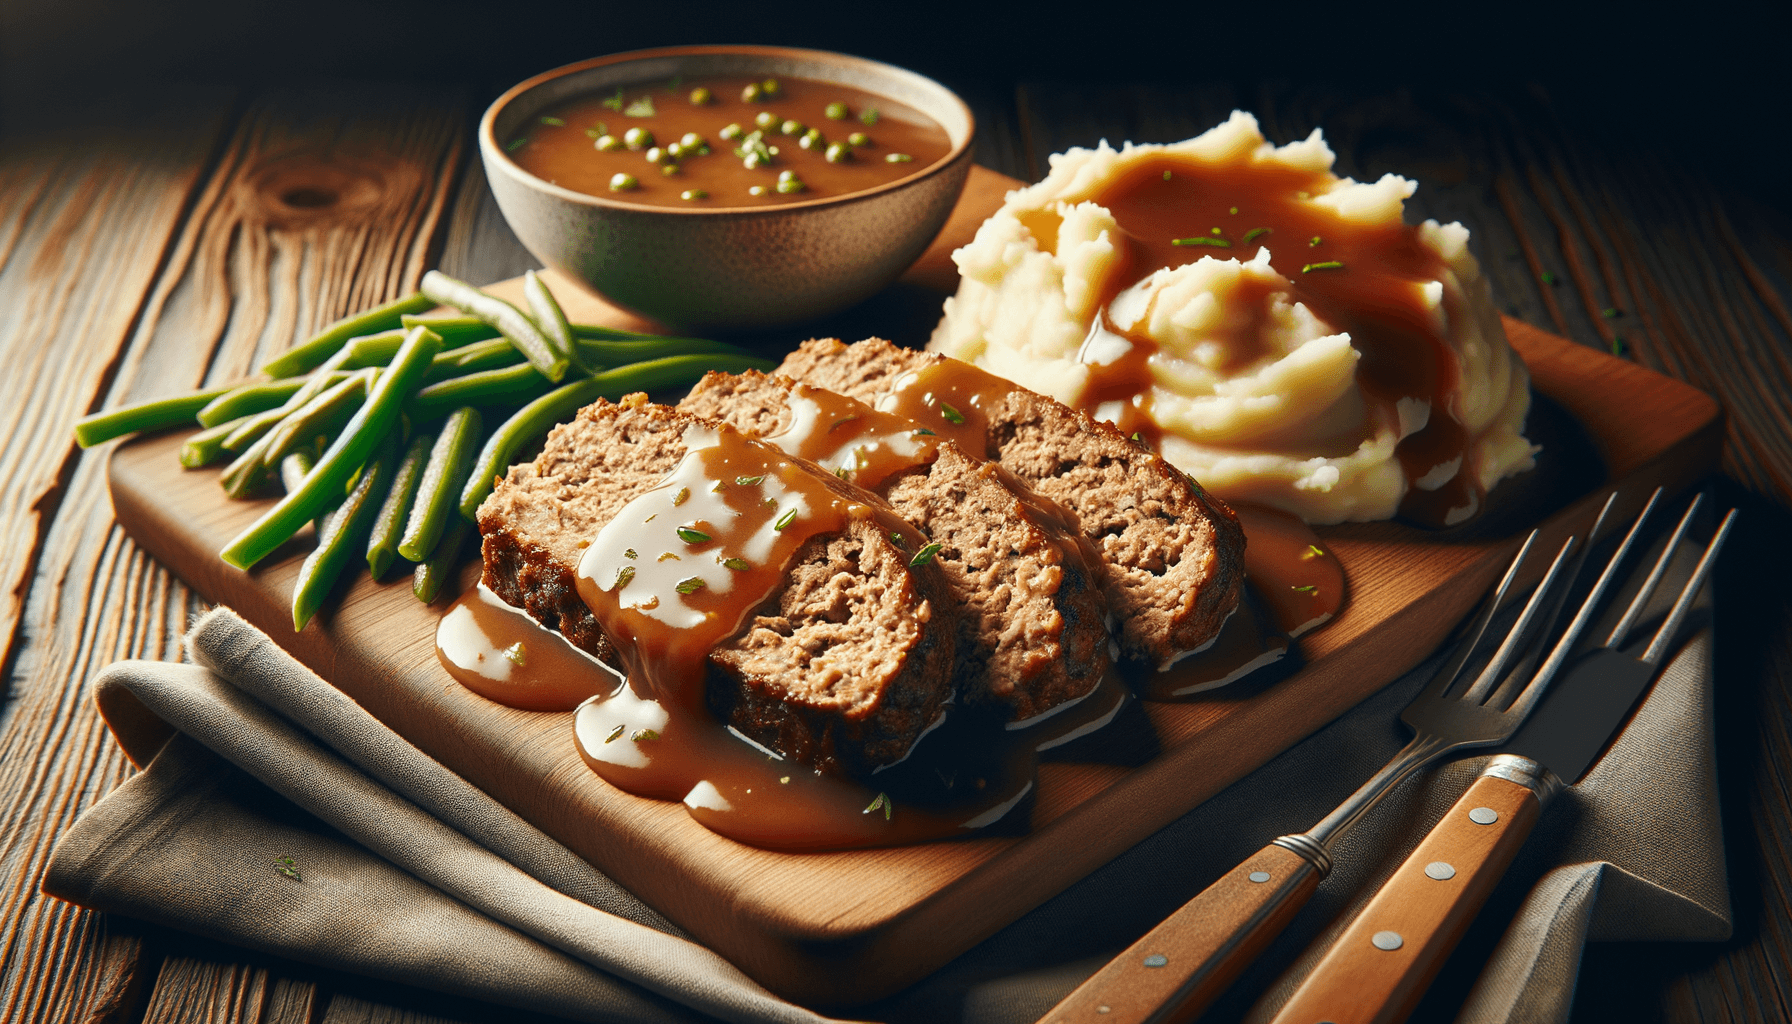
1039;489;1659;1024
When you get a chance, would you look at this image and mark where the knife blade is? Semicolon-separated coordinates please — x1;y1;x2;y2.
1265;499;1735;1024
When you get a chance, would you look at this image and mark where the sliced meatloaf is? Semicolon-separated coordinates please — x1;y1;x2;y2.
778;338;1246;671
477;392;956;777
680;370;1111;722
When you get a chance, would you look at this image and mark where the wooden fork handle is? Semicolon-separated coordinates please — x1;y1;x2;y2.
1268;762;1551;1024
1041;842;1323;1024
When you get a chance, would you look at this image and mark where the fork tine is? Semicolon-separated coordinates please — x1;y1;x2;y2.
1459;534;1577;704
1639;508;1736;666
1430;529;1543;698
1481;492;1625;709
1607;493;1705;648
1501;488;1664;721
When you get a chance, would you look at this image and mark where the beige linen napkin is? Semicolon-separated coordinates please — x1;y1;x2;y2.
43;525;1728;1023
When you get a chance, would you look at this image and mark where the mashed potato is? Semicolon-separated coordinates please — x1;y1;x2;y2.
930;111;1536;526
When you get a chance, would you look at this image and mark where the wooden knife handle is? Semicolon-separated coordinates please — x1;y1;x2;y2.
1042;842;1323;1024
1268;770;1545;1024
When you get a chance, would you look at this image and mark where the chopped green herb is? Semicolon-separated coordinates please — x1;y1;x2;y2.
835;465;849;479
1242;227;1272;244
721;557;751;571
539;115;565;127
657;551;679;562
1211;227;1223;235
889;531;906;549
672;486;689;506
1610;333;1626;356
760;78;780;96
1172;237;1231;248
604;724;625;743
909;542;942;568
1304;544;1325;559
1291;584;1317;594
677;527;711;544
780;776;791;784
1310;236;1323;246
774;508;798;531
913;428;936;437
1602;307;1621;318
1163;170;1172;181
633;728;661;742
1541;272;1557;285
710;480;727;492
668;75;683;91
602;88;625;112
826;101;850;120
939;402;966;424
624;548;638;560
644;513;657;523
828;416;860;433
885;153;912;163
503;642;527;665
1229;206;1238;215
624;96;657;118
860;107;879;125
863;792;891;819
614;566;635;589
274;855;302;881
690;86;713;105
680;190;709;201
736;475;765;486
675;577;705;595
1302;261;1345;273
505;138;527;152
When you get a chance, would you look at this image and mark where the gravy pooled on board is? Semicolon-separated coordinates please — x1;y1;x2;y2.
506;74;952;208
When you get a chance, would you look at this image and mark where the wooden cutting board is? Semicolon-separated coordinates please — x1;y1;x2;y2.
105;166;1722;1008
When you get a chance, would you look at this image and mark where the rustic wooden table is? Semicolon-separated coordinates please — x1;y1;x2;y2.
2;71;1789;1023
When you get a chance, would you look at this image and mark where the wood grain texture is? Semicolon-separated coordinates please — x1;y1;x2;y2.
101;169;1721;1004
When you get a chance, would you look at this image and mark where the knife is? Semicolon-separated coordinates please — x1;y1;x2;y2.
1265;499;1735;1024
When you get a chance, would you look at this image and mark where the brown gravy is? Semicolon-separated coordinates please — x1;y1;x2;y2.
506;75;952;208
1040;155;1482;527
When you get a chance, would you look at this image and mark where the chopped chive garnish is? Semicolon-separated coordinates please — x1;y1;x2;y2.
909;542;942;567
1610;333;1626;356
1172;237;1231;248
736;475;765;486
774;508;798;530
604;724;625;744
913;428;936;436
721;557;751;571
539;116;566;127
1242;227;1272;244
675;577;705;595
671;487;689;506
632;728;660;742
505;139;527;152
1302;261;1344;273
1304;544;1325;559
677;527;711;544
614;566;635;589
1291;584;1317;594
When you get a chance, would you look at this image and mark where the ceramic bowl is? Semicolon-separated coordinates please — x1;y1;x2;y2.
479;45;975;333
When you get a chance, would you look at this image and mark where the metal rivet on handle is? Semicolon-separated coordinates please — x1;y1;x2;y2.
1143;954;1168;968
1371;930;1404;951
1425;861;1457;880
1249;870;1271;883
1469;806;1499;825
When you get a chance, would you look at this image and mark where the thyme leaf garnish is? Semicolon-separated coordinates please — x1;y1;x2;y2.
604;724;625;744
623;548;638;560
675;577;706;595
721;557;751;571
863;792;891;819
632;728;661;742
614;566;635;589
677;527;712;544
774;508;798;530
671;487;689;506
939;402;966;424
735;475;765;486
909;542;942;568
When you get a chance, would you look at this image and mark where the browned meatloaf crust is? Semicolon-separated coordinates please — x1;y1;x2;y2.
777;337;1246;670
680;370;1111;722
476;392;956;776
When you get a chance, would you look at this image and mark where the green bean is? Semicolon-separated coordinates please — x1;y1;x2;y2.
293;431;400;630
74;383;235;447
455;353;774;519
260;292;435;378
219;427;281;498
523;270;591;375
278;446;330;534
423;337;527;383
408;364;552;422
221;372;352;449
175;415;247;468
400;314;501;347
413;515;472;604
420;271;569;383
575;335;749;365
198;376;311;428
398;406;483;564
221;326;443;570
337;329;408;369
264;368;375;466
368;431;433;579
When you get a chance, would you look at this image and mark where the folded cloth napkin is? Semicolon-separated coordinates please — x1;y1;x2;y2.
44;531;1729;1024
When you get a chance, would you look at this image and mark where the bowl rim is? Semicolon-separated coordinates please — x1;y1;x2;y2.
480;44;976;217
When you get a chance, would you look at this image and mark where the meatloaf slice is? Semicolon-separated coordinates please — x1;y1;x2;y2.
477;392;956;776
681;370;1111;722
778;337;1246;671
